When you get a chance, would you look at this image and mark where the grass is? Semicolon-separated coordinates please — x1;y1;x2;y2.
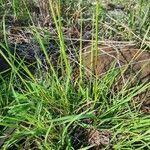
0;0;150;149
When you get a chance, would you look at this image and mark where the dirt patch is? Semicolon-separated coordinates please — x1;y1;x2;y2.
88;129;112;150
81;44;149;79
70;125;112;150
142;100;150;113
71;126;112;150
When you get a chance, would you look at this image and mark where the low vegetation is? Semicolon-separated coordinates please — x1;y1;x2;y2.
0;0;149;149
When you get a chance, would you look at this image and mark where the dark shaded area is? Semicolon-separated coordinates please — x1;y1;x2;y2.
0;127;15;148
0;55;10;72
0;39;60;75
0;45;14;73
70;125;112;150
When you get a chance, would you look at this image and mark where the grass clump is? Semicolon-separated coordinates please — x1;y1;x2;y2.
0;0;150;149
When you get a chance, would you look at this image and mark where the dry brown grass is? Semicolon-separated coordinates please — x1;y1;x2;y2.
82;44;150;81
